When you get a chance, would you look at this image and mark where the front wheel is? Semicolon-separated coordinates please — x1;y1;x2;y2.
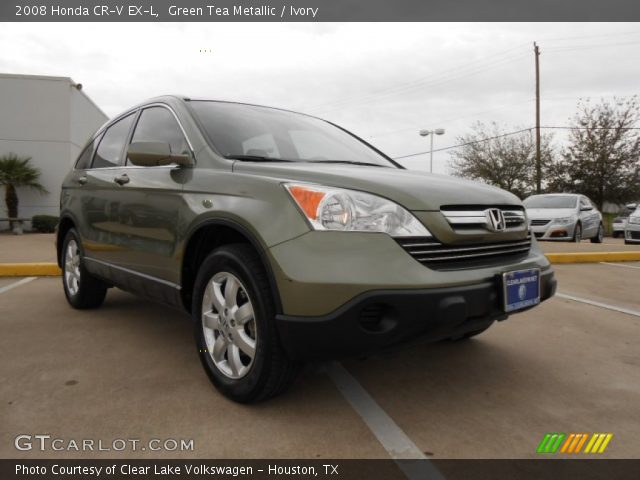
61;229;107;309
590;223;604;243
193;244;297;403
573;223;582;242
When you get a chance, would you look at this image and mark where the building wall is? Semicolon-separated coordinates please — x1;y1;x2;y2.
0;74;108;230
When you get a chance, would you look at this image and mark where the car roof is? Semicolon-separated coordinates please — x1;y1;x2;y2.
526;193;581;199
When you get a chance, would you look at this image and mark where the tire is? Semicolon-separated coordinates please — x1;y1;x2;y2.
61;228;107;309
192;243;297;403
612;232;620;239
573;223;582;242
590;223;604;243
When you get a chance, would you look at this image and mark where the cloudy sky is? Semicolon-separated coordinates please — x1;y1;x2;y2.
1;22;639;173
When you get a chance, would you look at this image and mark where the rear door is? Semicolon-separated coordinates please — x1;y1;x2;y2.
78;112;136;266
108;105;193;289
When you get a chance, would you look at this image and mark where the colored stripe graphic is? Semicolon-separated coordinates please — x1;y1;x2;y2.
560;433;589;453
537;433;565;453
538;433;613;454
584;433;613;454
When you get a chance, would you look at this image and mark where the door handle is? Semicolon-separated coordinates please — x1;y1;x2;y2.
114;174;130;186
77;176;88;185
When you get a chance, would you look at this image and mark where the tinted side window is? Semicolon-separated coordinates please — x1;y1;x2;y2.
92;114;135;168
129;107;189;164
74;132;103;170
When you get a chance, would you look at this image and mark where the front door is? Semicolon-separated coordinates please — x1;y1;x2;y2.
108;105;193;290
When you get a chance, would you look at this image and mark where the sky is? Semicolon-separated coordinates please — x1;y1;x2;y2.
1;22;639;174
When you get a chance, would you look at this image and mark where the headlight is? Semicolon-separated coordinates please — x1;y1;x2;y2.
553;216;576;225
630;216;640;224
284;183;431;237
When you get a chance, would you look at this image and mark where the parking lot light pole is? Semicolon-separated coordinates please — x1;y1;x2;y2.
419;128;445;173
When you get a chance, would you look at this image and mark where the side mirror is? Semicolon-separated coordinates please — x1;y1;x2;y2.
127;142;193;167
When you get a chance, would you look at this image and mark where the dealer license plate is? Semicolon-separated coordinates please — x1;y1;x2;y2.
502;268;540;313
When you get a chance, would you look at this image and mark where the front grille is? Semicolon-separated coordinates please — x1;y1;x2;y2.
397;235;532;269
441;206;527;232
630;231;640;240
530;219;550;226
534;231;544;238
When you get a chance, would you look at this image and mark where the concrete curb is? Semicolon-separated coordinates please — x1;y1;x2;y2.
0;263;61;276
0;251;639;277
545;252;640;264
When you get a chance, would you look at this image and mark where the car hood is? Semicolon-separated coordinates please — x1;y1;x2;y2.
232;162;521;211
526;207;576;219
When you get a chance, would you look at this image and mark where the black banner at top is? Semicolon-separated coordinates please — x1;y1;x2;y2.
2;0;640;22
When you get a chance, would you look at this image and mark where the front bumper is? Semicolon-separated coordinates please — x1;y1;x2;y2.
276;268;556;360
530;220;578;241
625;223;640;242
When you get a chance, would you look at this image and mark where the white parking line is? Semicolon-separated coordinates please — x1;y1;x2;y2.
325;362;444;480
0;277;37;295
600;262;640;270
556;292;640;318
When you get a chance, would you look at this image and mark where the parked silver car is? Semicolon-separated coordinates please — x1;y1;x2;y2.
612;215;629;238
624;205;640;245
524;193;603;243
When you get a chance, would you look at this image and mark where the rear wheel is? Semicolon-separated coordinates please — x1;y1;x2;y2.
590;223;604;243
193;244;297;403
61;229;107;309
573;223;582;242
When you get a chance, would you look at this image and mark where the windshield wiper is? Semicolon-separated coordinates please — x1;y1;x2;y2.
225;154;295;162
309;160;390;168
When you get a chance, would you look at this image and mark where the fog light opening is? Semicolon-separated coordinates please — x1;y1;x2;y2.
358;303;398;333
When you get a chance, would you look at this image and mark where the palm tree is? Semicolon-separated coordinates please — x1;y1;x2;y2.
0;153;48;229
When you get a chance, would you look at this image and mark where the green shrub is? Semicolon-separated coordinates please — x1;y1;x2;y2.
31;215;58;233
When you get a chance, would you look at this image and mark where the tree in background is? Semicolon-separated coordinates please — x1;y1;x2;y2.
547;97;640;210
0;153;47;228
449;122;553;198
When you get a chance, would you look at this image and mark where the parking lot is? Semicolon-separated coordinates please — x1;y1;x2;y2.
1;235;639;460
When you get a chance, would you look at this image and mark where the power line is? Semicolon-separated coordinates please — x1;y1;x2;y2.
368;98;535;139
393;128;534;159
300;46;531;114
545;40;640;53
538;29;640;44
392;125;640;160
540;126;640;130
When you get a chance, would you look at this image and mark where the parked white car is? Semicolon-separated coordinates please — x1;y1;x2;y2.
612;215;629;238
524;193;603;243
624;204;640;245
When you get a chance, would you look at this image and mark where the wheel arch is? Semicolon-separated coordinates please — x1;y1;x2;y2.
56;215;77;267
180;218;283;316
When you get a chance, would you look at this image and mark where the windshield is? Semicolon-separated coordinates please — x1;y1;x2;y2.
524;195;577;209
189;101;396;167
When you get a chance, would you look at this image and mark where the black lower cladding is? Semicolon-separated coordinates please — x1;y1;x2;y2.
276;269;556;360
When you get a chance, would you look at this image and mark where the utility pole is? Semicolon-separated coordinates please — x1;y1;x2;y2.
534;41;541;194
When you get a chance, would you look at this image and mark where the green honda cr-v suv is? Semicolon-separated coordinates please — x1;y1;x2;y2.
58;96;556;402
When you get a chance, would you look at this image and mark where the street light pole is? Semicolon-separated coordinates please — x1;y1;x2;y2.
419;128;445;173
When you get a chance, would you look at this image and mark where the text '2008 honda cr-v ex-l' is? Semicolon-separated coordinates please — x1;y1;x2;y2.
57;96;556;402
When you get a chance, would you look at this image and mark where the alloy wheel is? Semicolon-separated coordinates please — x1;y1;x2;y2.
201;272;257;379
64;239;81;296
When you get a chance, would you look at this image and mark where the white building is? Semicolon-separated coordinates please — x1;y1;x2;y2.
0;73;108;230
